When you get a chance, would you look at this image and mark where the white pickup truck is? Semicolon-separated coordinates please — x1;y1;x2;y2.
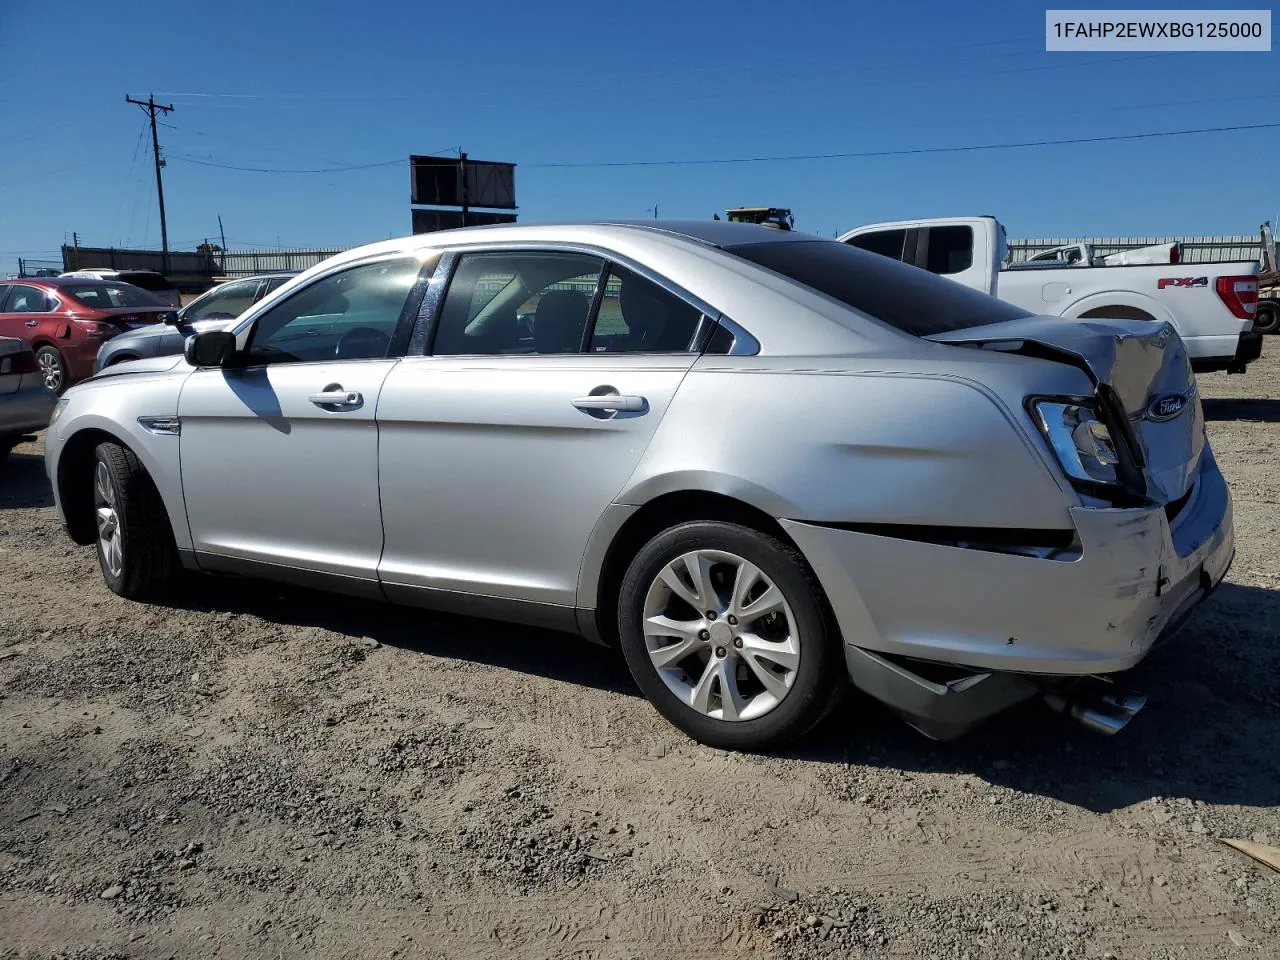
837;216;1263;374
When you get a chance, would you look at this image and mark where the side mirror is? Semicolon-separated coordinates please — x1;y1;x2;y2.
164;310;182;326
184;330;237;367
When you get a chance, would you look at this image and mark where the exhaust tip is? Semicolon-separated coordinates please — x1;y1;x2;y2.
1045;689;1146;735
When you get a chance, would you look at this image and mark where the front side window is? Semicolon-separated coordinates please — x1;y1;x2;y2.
3;284;53;312
588;266;704;353
846;229;907;261
244;258;421;365
186;280;260;322
62;283;163;309
433;252;605;356
923;225;974;275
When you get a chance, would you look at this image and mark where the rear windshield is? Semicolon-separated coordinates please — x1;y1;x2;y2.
117;273;173;292
726;239;1032;336
62;283;165;309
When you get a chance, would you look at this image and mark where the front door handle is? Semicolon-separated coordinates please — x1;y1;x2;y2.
25;320;37;328
571;394;647;413
309;389;363;408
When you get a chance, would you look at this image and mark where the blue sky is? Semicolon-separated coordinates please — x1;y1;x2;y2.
1;0;1276;268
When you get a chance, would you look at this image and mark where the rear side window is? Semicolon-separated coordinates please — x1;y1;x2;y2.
62;283;164;309
846;229;906;261
923;225;974;275
433;252;605;355
727;239;1031;337
588;266;704;353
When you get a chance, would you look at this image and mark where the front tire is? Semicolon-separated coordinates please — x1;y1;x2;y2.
92;442;181;600
617;521;845;751
35;346;67;393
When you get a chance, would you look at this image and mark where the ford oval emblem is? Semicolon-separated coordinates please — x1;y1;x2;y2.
1146;393;1188;422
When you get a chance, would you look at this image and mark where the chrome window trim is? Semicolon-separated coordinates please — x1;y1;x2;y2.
405;240;760;358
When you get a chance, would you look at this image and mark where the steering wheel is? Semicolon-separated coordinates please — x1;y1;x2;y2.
334;326;391;360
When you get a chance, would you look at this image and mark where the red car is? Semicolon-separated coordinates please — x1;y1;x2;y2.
0;278;177;392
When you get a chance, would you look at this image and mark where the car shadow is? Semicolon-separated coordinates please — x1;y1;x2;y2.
168;576;639;697
165;572;1279;814
1201;397;1280;422
0;451;54;509
791;581;1280;813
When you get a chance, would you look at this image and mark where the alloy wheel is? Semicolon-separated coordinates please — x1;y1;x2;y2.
642;549;800;722
94;460;123;578
38;351;62;391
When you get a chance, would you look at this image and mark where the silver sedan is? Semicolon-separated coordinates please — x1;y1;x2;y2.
43;222;1233;749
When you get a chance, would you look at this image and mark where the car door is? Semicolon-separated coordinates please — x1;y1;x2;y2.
376;248;714;619
0;283;56;345
177;253;435;593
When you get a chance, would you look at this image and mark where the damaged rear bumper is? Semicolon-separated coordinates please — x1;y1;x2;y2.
781;450;1234;738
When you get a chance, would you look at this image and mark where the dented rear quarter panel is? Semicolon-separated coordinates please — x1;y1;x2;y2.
619;347;1092;530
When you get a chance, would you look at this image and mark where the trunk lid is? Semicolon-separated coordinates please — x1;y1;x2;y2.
93;306;178;330
929;315;1202;504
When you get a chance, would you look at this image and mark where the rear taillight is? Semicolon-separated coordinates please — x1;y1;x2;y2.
72;318;120;339
1216;275;1258;319
0;350;39;375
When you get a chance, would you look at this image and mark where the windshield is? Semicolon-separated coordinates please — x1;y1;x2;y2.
63;283;166;309
727;239;1032;336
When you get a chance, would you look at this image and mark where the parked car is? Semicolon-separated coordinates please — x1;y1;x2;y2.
60;269;181;308
44;221;1233;750
0;278;177;393
839;216;1263;375
95;274;295;371
0;337;56;463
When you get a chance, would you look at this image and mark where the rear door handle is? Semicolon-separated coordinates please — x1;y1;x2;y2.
308;390;363;408
571;394;647;413
25;320;37;328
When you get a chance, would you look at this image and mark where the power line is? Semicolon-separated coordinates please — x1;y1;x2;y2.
529;120;1280;169
167;154;406;174
111;119;150;244
146;120;1280;178
166;146;457;175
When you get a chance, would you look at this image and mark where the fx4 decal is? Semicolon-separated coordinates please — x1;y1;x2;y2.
1157;276;1208;289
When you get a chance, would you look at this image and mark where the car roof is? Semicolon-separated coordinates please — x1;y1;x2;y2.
307;220;828;274
36;277;151;289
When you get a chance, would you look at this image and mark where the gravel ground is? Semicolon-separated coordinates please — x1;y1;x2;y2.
2;351;1278;960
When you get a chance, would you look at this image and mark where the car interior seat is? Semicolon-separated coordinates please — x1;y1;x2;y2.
534;290;590;353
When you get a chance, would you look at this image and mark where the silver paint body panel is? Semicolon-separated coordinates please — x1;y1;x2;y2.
44;222;1234;693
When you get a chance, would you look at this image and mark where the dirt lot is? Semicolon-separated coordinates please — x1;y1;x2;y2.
2;352;1279;960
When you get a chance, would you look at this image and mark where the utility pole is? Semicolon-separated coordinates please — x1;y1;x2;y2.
72;231;80;270
458;151;469;227
126;94;174;273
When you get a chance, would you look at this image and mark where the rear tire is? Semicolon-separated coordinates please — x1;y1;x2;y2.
92;441;181;600
617;520;845;751
35;346;67;393
1254;301;1279;335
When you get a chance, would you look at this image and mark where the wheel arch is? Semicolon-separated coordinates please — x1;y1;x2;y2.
1058;290;1172;326
55;423;183;549
582;485;813;647
57;426;126;544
